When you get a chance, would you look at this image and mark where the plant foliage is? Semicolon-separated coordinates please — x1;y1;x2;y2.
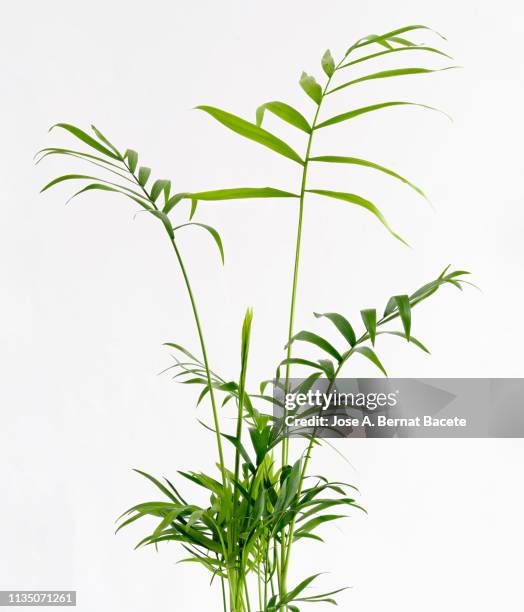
39;24;469;612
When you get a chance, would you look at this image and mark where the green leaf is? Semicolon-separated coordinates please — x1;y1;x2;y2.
173;222;225;264
282;573;322;604
341;45;452;69
360;309;377;345
197;105;303;164
314;312;356;347
299;72;322;104
353;346;387;376
309;156;427;200
350;25;446;53
377;331;429;353
149;210;174;239
90;125;122;157
150;179;170;203
256;101;311;133
125;149;138;173
163;192;189;214
289;331;342;363
186;187;299;201
306;189;408;245
133;469;179;503
138;166;151;186
328;67;456;95
190;198;198;220
295;515;346;536
321;50;335;77
393;295;411;340
49;123;120;159
316;101;448;129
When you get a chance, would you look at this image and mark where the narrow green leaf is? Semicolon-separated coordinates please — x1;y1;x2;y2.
360;309;377;345
49;123;120;159
280;357;325;371
90;125;122;157
133;469;179;503
328;67;456;95
197;105;303;164
289;331;342;363
377;331;429;353
341;45;452;69
256;101;311;133
306;189;408;246
190;198;198;220
350;25;446;54
173;222;225;264
309;156;427;200
296;515;346;536
149;210;174;239
282;574;323;605
354;346;387;376
321;50;335;77
299;72;322;104
138;166;151;186
150;179;170;202
394;295;411;340
186;187;299;201
316;101;448;130
314;312;356;347
163;192;189;214
125;149;138;173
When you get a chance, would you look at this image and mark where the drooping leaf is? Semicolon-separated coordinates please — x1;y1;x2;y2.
163;192;189;214
306;189;408;245
289;331;342;363
328;66;456;95
360;308;377;345
309;156;427;200
150;179;170;203
393;295;411;340
173;222;225;264
377;331;429;353
314;312;356;346
256;101;311;133
148;210;174;239
353;346;387;376
321;50;336;77
125;149;138;173
49;123;120;159
299;72;322;104
138;166;151;186
197;106;303;164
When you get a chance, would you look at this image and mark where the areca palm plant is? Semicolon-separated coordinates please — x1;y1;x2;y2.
38;24;469;612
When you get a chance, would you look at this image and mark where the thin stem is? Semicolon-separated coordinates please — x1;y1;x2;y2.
279;53;350;605
169;236;228;487
121;157;228;489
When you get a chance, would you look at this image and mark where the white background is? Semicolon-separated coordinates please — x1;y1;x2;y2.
1;1;523;610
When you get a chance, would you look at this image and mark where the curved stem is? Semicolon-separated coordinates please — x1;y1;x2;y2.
168;236;227;487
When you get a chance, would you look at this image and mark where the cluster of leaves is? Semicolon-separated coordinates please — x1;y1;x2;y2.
187;25;454;248
119;313;362;612
37;124;225;262
283;266;472;383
